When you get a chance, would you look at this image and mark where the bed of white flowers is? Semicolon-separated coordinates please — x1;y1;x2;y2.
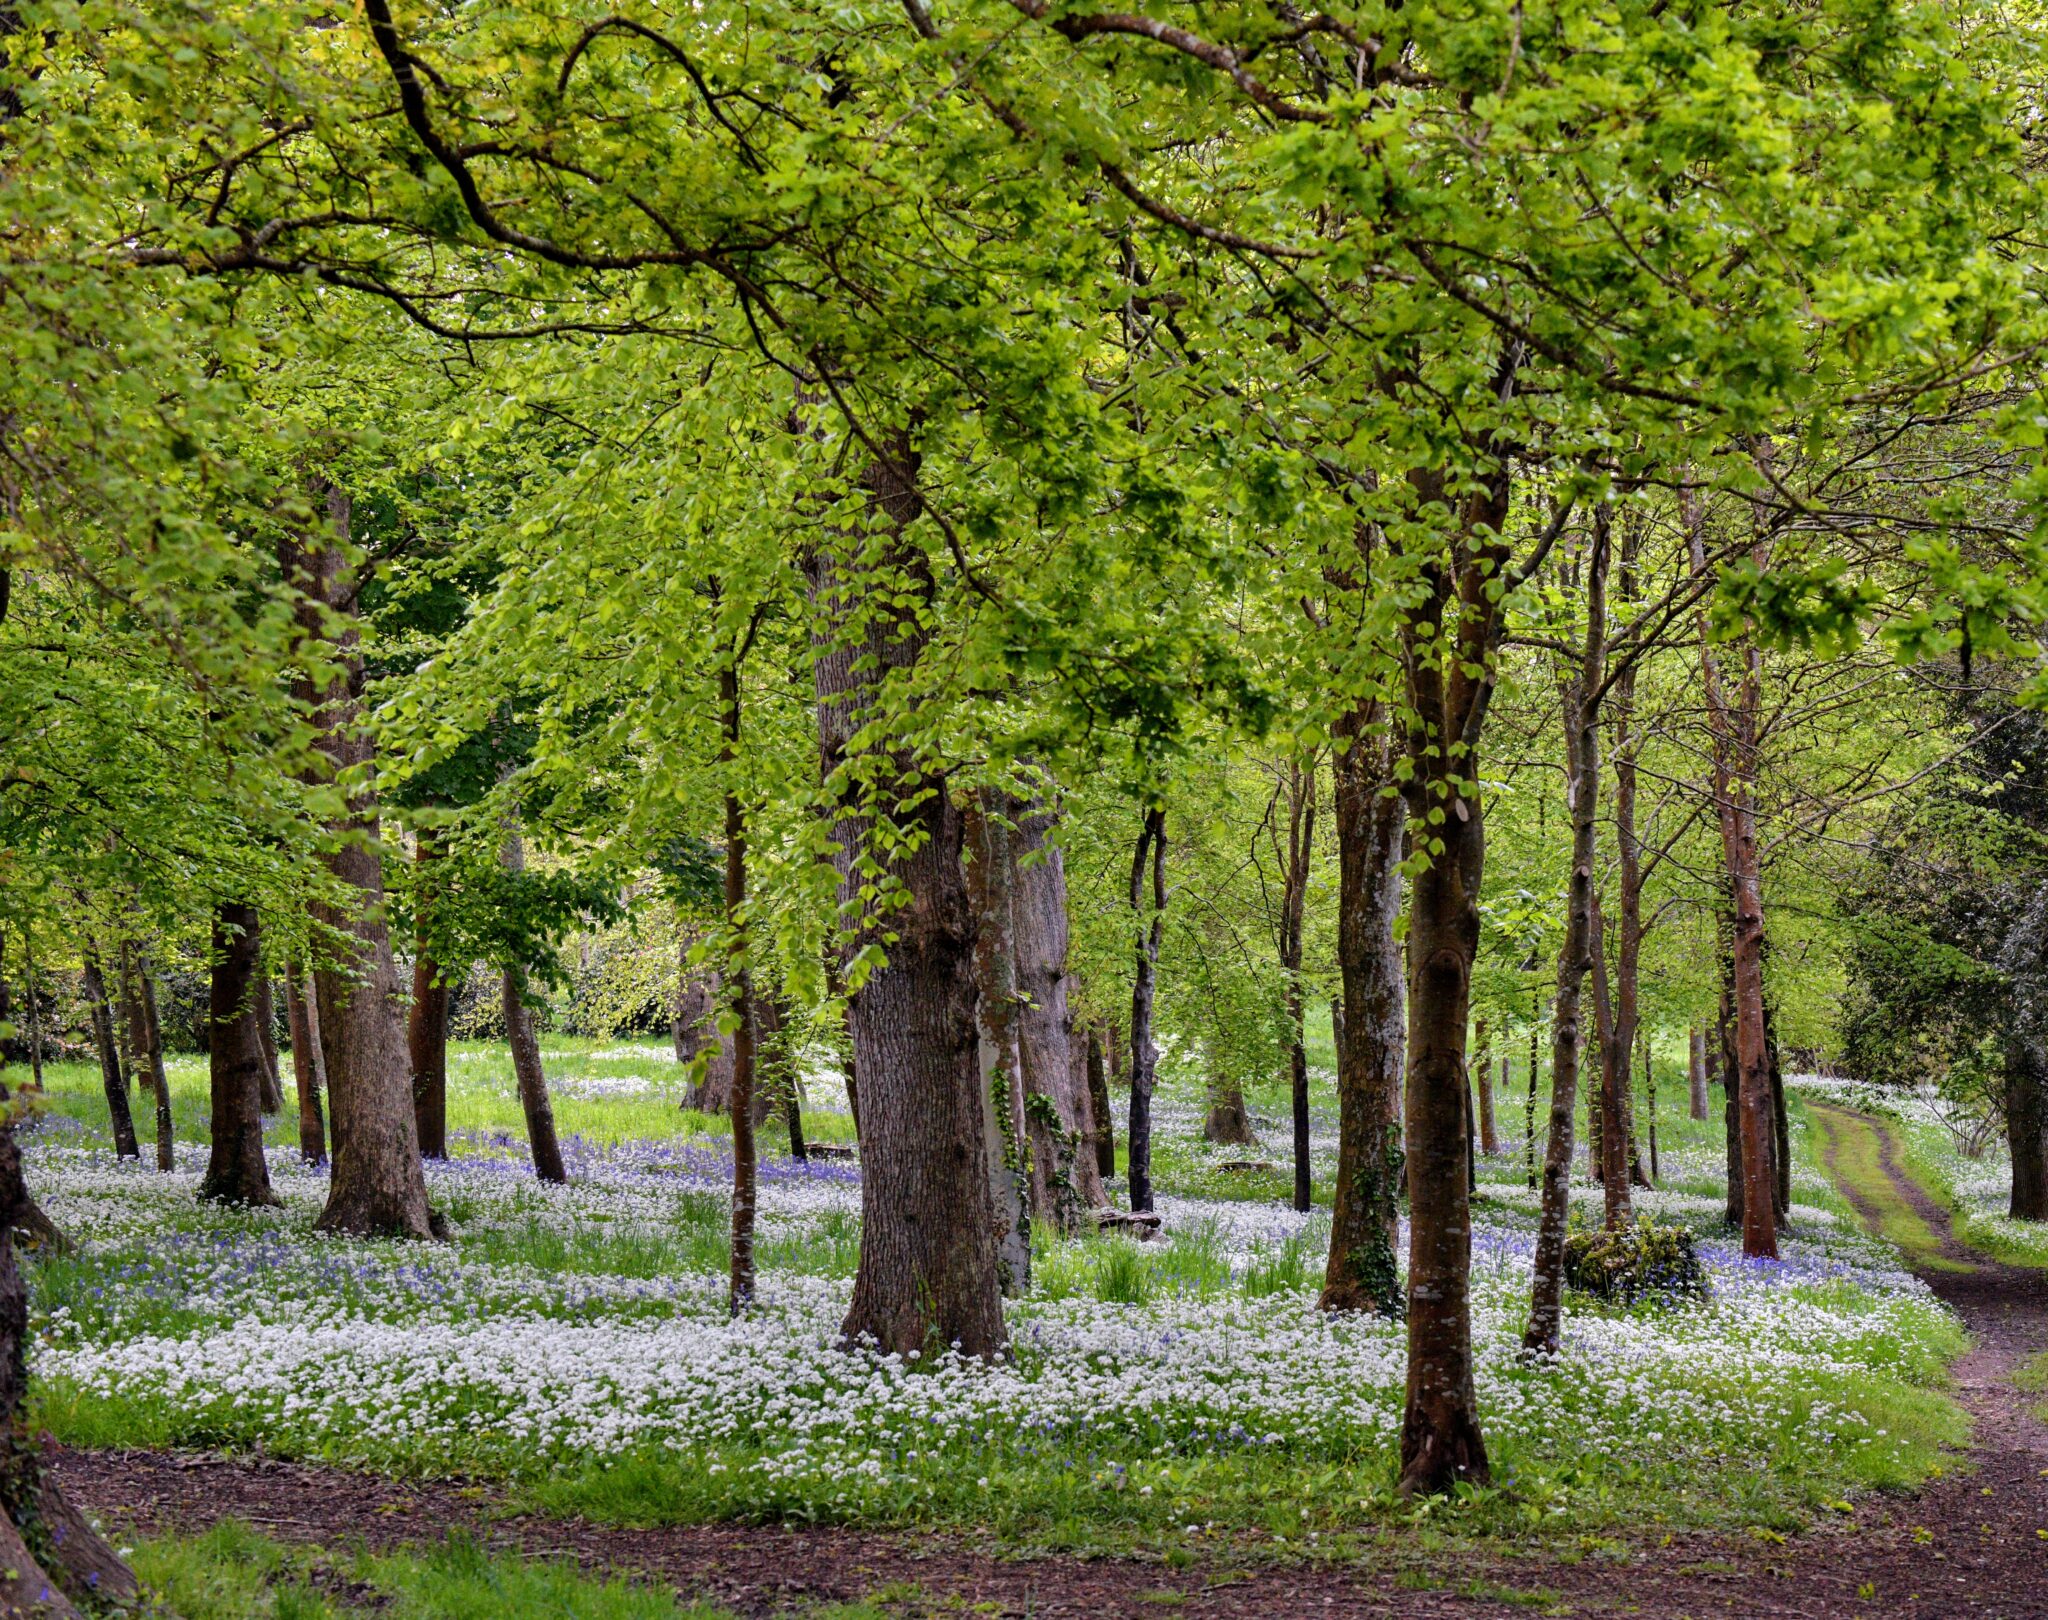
18;1064;1968;1537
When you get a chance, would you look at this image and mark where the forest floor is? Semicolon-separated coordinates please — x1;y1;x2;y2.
58;1105;2048;1619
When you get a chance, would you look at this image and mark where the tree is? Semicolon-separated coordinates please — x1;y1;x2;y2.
199;901;279;1207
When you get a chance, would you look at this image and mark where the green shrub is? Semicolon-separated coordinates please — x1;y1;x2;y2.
1563;1220;1710;1307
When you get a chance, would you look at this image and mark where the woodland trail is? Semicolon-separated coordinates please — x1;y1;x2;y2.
58;1118;2048;1617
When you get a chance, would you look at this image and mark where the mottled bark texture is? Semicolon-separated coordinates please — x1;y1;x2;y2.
967;797;1032;1295
1007;803;1103;1224
1690;494;1778;1260
1321;708;1406;1316
200;902;279;1206
1125;808;1167;1215
407;832;449;1159
1526;510;1609;1355
1391;459;1511;1497
1278;757;1317;1212
1473;1018;1499;1156
80;946;139;1161
808;443;1005;1359
284;483;436;1240
0;1082;143;1615
287;961;329;1165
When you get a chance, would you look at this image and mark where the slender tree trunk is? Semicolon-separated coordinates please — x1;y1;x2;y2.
1087;1024;1115;1181
967;795;1032;1295
1764;992;1790;1218
716;657;759;1312
284;482;436;1240
200;901;279;1206
1126;807;1167;1215
1688;1026;1710;1121
20;933;41;1091
1717;924;1744;1227
1473;1017;1498;1156
2007;1039;2048;1219
407;831;449;1159
1641;1028;1659;1182
1527;510;1610;1349
286;960;328;1165
1277;758;1317;1212
122;944;174;1172
1525;1017;1540;1188
500;824;567;1185
81;946;138;1161
254;971;284;1114
808;445;1005;1359
117;943;151;1100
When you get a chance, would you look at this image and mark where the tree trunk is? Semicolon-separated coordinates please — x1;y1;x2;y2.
1011;805;1104;1221
1126;807;1167;1215
1525;1017;1540;1188
407;832;449;1159
808;444;1005;1359
122;944;174;1172
1322;711;1406;1314
1473;1017;1498;1156
1203;1072;1258;1147
1765;993;1791;1218
200;901;280;1206
20;932;42;1091
1641;1028;1659;1183
718;656;759;1312
500;825;567;1186
1589;898;1633;1229
1087;1024;1115;1181
1527;509;1610;1350
2007;1039;2048;1219
966;795;1032;1296
0;1089;144;1615
81;946;139;1161
284;482;436;1240
1688;1026;1710;1121
254;970;285;1114
1690;496;1778;1260
1277;757;1317;1211
1720;966;1744;1229
286;960;328;1165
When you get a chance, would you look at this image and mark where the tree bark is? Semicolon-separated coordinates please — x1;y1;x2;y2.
200;901;280;1206
1126;808;1167;1215
121;944;174;1172
500;824;567;1186
1688;1026;1710;1121
1279;757;1317;1211
1690;495;1779;1261
1011;804;1104;1222
808;443;1005;1359
0;1087;144;1616
1086;1024;1115;1181
284;481;437;1240
1589;898;1634;1228
1473;1018;1498;1156
717;656;759;1312
286;960;328;1165
1527;509;1610;1351
407;832;449;1159
2007;1039;2048;1219
80;945;139;1161
1525;1017;1540;1188
1322;710;1406;1315
1764;991;1791;1218
20;932;41;1091
1718;951;1744;1228
966;795;1032;1294
254;970;285;1114
1202;1070;1258;1147
1641;1027;1659;1182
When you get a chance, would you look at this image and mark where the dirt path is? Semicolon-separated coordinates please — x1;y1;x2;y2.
57;1119;2048;1616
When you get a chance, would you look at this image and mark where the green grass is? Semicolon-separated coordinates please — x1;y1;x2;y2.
131;1520;736;1619
1807;1105;1972;1273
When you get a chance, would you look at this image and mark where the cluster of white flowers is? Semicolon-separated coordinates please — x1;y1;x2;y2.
18;1087;1952;1512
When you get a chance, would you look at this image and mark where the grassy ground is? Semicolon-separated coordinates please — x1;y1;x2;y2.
1807;1106;1973;1273
16;1032;1974;1566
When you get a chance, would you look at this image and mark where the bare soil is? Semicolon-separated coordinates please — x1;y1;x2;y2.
58;1116;2048;1616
